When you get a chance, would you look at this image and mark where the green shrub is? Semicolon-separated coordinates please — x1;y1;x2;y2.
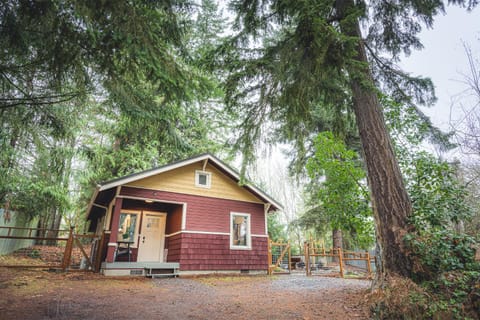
371;272;480;320
405;231;477;282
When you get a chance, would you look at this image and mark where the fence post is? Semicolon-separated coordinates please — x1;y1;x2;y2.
287;241;292;273
94;231;107;272
338;247;344;278
62;226;75;271
304;241;310;276
366;251;372;277
267;238;272;275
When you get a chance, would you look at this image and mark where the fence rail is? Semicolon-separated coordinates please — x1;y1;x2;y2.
303;241;374;279
267;239;291;275
0;226;101;272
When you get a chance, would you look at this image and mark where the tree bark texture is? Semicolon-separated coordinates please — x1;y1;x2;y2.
332;229;343;263
335;0;414;282
332;229;343;249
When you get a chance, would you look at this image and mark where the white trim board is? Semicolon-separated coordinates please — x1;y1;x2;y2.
165;230;268;238
97;153;283;210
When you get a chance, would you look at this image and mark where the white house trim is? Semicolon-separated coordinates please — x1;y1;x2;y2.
165;230;230;238
181;204;187;230
251;234;269;238
96;153;283;211
164;230;267;238
230;212;252;250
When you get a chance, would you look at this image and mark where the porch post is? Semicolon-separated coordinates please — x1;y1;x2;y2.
106;197;123;263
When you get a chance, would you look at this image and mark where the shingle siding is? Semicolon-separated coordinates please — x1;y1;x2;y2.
172;233;268;271
120;187;266;235
120;186;268;271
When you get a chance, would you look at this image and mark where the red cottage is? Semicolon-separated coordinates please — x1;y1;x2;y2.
86;153;282;276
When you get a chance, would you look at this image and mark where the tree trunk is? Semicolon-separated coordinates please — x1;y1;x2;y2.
332;229;343;249
46;208;63;245
36;216;47;245
0;127;20;204
332;229;343;263
335;0;414;284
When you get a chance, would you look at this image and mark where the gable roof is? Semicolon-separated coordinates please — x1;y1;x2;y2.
89;153;282;215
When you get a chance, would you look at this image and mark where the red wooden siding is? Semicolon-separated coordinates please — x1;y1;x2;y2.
120;187;267;235
165;205;183;235
165;233;268;271
165;233;181;263
120;186;269;271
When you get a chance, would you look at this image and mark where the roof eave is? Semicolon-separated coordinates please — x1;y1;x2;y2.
98;153;212;191
85;186;100;221
94;153;283;211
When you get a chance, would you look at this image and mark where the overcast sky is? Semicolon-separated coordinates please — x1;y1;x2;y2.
244;4;480;210
399;5;480;133
241;4;480;170
220;3;479;133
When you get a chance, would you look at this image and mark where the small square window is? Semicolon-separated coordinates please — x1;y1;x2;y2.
198;173;207;185
195;170;211;188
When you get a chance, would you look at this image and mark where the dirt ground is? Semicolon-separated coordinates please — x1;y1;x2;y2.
0;267;372;320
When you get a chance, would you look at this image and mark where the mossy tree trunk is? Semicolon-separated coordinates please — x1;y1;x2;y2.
336;0;414;284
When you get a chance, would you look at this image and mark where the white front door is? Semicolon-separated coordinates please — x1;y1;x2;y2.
137;211;166;262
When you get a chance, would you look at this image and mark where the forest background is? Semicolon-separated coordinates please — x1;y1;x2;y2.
1;1;479;318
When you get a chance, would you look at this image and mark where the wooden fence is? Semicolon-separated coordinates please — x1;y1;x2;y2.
0;226;105;272
267;239;291;275
304;241;374;279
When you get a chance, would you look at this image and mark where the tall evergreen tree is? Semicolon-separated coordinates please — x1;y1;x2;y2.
0;0;209;111
1;1;225;227
0;98;82;232
76;0;229;217
222;0;477;284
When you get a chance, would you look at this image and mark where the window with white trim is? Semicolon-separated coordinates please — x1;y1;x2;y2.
195;170;211;188
230;212;251;249
118;211;140;247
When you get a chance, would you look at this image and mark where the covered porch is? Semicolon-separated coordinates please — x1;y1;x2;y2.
87;187;185;276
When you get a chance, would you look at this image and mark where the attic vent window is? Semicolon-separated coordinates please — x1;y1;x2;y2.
195;170;211;188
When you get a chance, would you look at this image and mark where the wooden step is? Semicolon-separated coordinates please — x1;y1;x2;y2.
144;268;178;278
144;262;179;278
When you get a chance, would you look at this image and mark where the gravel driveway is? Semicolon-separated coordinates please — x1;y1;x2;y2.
143;274;371;320
0;268;372;320
150;275;370;319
